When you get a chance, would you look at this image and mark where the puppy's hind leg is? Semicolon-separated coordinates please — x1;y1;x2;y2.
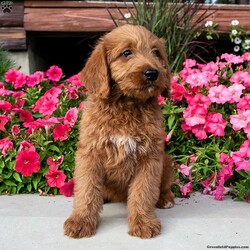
156;154;175;209
64;149;104;238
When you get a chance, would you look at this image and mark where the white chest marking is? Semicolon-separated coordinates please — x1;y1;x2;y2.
109;135;137;155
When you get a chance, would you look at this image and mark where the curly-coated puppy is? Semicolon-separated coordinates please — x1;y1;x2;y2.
64;24;174;239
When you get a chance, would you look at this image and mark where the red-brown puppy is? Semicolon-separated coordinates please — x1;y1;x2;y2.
64;24;174;239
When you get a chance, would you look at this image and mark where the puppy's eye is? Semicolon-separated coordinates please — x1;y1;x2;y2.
122;50;132;58
152;49;161;58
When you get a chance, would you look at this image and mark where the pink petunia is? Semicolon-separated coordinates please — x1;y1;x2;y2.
13;73;27;89
46;65;63;82
191;124;208;140
208;85;231;104
19;109;34;123
0;138;13;157
47;155;64;171
230;110;250;131
181;181;193;197
157;95;165;105
228;83;245;103
183;106;207;127
4;69;19;83
201;173;216;195
187;94;211;110
11;125;20;138
0;100;12;111
15;150;40;177
231;141;250;171
64;107;78;127
26;71;44;87
221;53;244;64
170;79;186;102
52;124;71;141
45;169;66;188
178;164;192;177
205;112;227;137
186;72;208;88
19;140;36;152
0;115;10;132
59;179;74;197
237;94;250;110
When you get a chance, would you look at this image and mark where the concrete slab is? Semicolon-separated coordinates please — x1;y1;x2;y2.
0;193;249;250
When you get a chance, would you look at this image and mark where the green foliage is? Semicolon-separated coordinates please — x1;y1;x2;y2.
0;46;16;81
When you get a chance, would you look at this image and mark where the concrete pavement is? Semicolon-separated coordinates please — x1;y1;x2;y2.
0;193;249;250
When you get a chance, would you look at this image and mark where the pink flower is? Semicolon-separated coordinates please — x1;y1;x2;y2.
183;59;197;68
187;94;211;110
228;83;245;103
19;109;34;122
201;173;216;195
46;65;63;82
171;80;186;102
208;85;231;104
246;196;250;203
181;181;193;197
26;71;44;87
230;71;248;84
4;69;18;83
231;141;250;171
157;95;165;105
11;125;20;138
183;106;207;127
13;73;27;89
32;87;61;116
219;153;234;170
20;141;36;152
64;107;78;127
221;53;244;64
45;169;66;188
191;124;208;140
0;100;12;111
59;179;74;197
15;150;40;177
230;110;250;131
186;72;208;88
0;115;10;132
178;164;192;177
52;124;71;141
0;138;13;157
47;155;64;171
237;94;250;110
205;112;227;137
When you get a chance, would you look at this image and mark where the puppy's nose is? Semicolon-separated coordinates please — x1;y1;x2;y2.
144;68;158;81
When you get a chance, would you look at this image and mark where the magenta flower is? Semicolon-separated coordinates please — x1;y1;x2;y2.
170;80;186;102
4;69;18;83
0;115;10;132
11;125;20;138
19;109;34;123
47;155;64;171
19;140;36;152
178;164;192;177
0;100;12;111
237;94;250;110
46;65;63;82
191;124;208;140
26;71;44;87
45;169;66;188
52;124;71;141
0;138;13;157
187;94;211;109
64;107;78;127
59;179;74;197
183;106;207;127
15;150;40;177
221;53;244;64
157;95;165;105
186;72;208;88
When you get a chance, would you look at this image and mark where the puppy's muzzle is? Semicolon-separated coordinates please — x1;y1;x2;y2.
144;68;159;82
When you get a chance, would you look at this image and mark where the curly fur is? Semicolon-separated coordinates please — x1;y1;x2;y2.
64;24;175;239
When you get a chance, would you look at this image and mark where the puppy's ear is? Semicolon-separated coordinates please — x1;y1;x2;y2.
159;38;171;98
81;40;110;99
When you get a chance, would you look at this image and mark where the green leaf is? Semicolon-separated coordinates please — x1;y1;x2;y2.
168;115;175;129
4;180;17;186
48;145;60;153
13;172;22;182
27;183;32;192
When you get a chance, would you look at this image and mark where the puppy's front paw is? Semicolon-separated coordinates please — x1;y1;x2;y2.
64;214;97;238
128;215;161;239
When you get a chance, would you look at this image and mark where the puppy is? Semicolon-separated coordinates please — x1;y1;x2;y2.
64;24;174;239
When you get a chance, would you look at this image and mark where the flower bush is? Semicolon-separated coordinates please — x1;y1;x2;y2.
1;53;250;202
0;66;86;195
163;52;250;202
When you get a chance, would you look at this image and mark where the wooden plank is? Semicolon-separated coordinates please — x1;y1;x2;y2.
0;28;26;50
24;8;124;32
23;3;250;33
0;1;24;27
24;1;131;8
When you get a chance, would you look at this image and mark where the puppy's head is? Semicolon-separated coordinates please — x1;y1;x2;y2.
81;24;171;101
